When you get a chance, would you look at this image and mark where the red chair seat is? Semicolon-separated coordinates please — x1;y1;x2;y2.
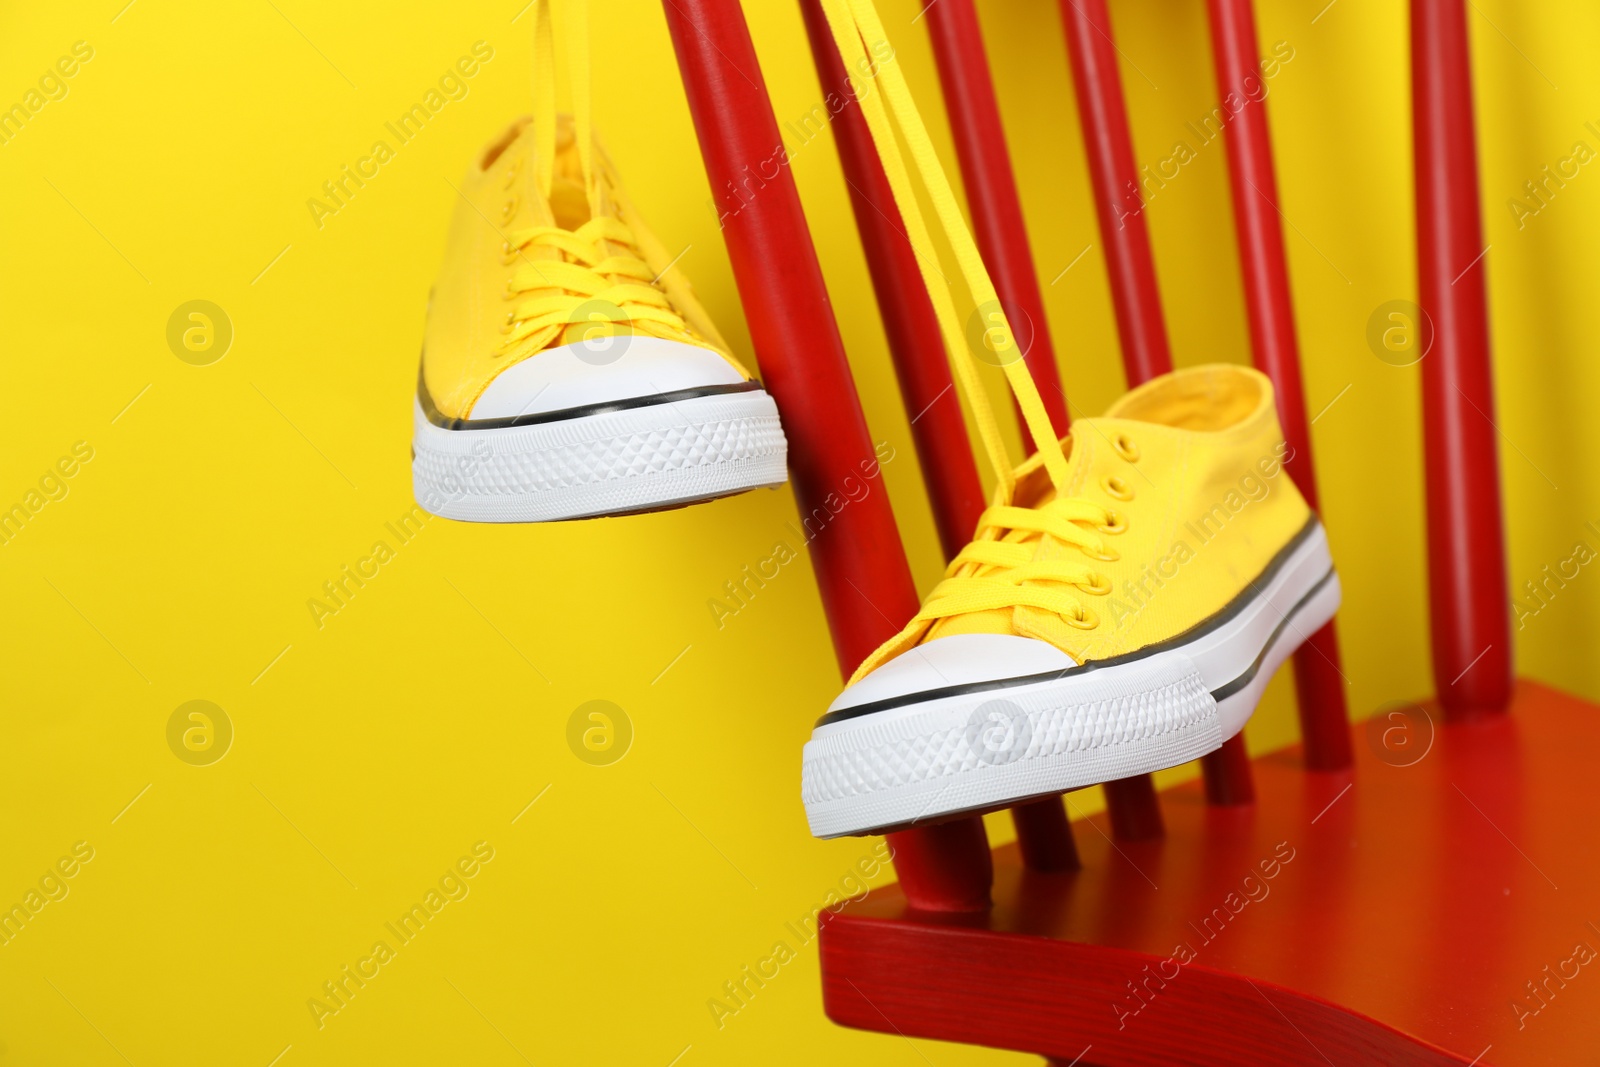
820;680;1600;1066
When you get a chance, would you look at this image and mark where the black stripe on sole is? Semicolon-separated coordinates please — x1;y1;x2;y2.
815;513;1326;728
416;365;763;431
1207;567;1335;703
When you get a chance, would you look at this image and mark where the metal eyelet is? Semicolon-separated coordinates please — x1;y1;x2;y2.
1098;510;1128;535
504;278;519;300
500;310;518;335
1101;474;1134;501
503;158;522;190
1112;433;1141;463
1065;607;1100;630
1078;573;1112;596
501;240;521;266
500;193;521;222
1084;543;1120;563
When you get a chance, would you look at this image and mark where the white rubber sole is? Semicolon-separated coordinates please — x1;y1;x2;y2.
411;388;787;522
801;520;1340;839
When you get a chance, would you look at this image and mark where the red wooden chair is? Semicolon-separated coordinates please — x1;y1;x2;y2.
664;0;1600;1063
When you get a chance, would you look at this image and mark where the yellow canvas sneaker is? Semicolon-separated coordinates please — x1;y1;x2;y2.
412;2;785;522
802;365;1339;837
800;0;1339;838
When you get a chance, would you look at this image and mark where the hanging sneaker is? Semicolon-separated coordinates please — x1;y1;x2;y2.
412;3;785;522
802;365;1339;838
800;0;1339;838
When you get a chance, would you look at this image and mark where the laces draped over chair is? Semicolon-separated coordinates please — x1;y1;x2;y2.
818;0;1123;680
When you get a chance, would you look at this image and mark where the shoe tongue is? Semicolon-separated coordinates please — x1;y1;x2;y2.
546;119;618;231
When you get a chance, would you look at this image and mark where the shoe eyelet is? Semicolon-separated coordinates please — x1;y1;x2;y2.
503;159;522;190
1101;474;1134;502
1084;543;1120;563
1066;607;1100;630
1079;573;1112;596
501;240;521;266
501;194;521;222
501;310;518;335
1112;433;1141;463
504;278;519;300
1098;510;1128;535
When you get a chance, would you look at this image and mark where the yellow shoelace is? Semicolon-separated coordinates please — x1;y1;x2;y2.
504;0;701;357
532;0;594;213
819;0;1121;672
503;217;697;351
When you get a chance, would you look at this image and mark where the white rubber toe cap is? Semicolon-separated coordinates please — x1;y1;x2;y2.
470;336;747;419
827;633;1080;716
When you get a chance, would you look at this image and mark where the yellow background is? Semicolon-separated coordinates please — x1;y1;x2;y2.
2;1;1596;1063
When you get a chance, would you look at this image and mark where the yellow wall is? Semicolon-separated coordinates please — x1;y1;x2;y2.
2;1;1596;1063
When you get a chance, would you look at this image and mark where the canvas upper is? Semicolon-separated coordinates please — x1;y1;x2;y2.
845;364;1314;687
421;115;754;423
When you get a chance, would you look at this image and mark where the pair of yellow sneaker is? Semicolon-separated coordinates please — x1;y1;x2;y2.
414;0;1340;840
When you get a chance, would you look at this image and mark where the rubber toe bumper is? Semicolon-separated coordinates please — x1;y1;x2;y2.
412;384;787;522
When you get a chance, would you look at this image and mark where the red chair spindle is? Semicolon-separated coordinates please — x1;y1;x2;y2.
925;0;1071;445
1205;0;1353;770
1057;0;1173;386
1011;797;1081;871
882;817;994;913
1061;0;1251;815
1410;0;1512;716
1101;775;1164;840
1199;736;1255;806
1199;744;1253;808
664;0;993;911
798;0;984;562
